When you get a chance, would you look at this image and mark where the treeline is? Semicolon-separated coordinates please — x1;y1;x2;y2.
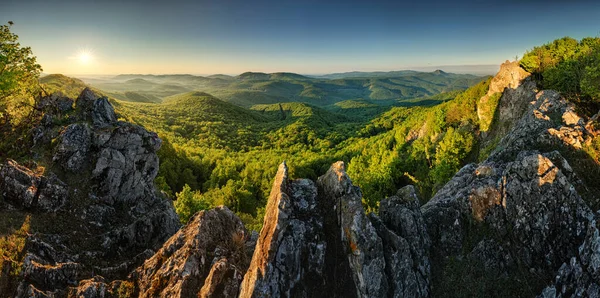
520;37;600;112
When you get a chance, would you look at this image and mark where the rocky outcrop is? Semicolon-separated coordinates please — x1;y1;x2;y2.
4;88;180;296
237;161;430;298
318;161;388;297
478;60;532;133
134;207;247;297
240;162;327;297
53;123;91;172
373;186;431;298
0;160;67;212
423;87;600;295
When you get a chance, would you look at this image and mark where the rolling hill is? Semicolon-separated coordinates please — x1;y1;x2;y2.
78;70;484;107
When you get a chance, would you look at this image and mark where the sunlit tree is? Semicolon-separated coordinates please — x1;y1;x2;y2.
0;22;42;126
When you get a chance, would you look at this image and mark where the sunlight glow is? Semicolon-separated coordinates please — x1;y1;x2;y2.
77;49;93;64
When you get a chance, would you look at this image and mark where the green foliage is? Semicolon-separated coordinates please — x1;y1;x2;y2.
477;92;502;132
43;68;487;224
520;36;600;108
0;22;42;125
116;281;136;298
430;126;475;188
174;184;209;224
581;49;600;100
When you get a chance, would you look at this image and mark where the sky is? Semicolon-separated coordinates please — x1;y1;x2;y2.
2;0;600;75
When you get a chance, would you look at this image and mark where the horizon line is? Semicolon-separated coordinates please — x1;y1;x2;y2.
44;63;501;77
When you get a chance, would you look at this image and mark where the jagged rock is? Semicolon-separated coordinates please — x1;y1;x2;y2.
53;123;91;172
538;220;600;297
200;259;244;298
91;124;161;205
424;151;592;282
100;204;180;255
76;87;98;115
38;92;74;114
424;88;598;295
22;254;85;289
15;283;58;298
374;185;431;298
11;88;180;295
91;97;117;127
0;160;39;208
0;160;67;211
317;161;387;298
478;60;533;133
73;276;110;298
489;90;568;161
37;173;68;212
240;163;326;297
134;207;247;297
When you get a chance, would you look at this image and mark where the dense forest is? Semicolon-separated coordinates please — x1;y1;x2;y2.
113;77;492;228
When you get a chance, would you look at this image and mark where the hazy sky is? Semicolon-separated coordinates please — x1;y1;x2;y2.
3;0;600;75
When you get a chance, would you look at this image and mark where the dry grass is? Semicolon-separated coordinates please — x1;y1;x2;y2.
0;215;31;297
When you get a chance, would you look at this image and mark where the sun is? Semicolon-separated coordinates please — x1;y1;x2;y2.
77;49;94;64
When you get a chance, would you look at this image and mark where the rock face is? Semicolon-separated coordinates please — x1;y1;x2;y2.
317;161;388;298
0;160;67;212
423;87;600;295
134;207;247;297
374;186;431;298
237;161;430;298
477;60;532;133
3;88;180;297
240;162;327;297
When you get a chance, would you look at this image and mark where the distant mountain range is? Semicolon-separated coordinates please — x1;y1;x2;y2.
77;70;485;107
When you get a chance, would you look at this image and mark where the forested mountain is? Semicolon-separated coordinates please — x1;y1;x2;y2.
80;70;483;107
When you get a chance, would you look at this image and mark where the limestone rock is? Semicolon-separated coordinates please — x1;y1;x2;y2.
37;92;74;114
134;207;248;297
91;124;161;205
199;259;244;298
424;88;597;295
75;87;98;115
240;163;326;297
22;253;85;289
477;60;533;133
538;220;600;297
91;97;117;127
374;185;431;298
0;160;39;208
10;88;180;295
53;123;91;172
317;161;388;298
0;160;67;211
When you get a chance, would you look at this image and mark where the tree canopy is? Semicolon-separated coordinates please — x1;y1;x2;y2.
0;22;42;125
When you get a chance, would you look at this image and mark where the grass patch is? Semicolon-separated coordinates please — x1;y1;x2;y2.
0;215;30;297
